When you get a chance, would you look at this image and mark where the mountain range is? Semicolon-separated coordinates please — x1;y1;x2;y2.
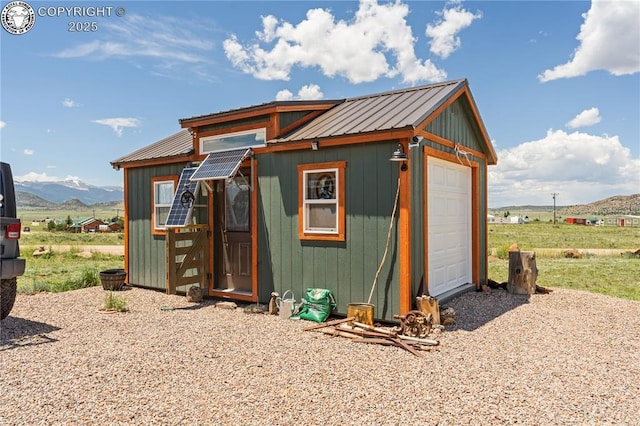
490;193;640;216
15;178;123;205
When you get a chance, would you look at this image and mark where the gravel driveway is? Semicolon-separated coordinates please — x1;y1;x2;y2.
1;286;638;425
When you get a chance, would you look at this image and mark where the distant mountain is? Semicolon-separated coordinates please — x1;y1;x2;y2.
559;194;640;216
490;194;640;216
489;205;564;213
15;191;58;209
57;198;90;210
14;178;123;204
17;191;124;212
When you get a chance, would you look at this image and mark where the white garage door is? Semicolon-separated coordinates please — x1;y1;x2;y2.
427;157;472;297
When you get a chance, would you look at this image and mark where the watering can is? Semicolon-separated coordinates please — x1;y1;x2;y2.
276;290;296;320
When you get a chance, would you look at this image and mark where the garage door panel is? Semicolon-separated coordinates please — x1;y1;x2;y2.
428;157;472;297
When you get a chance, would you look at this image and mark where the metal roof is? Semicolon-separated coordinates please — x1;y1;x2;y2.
273;79;467;143
112;79;480;167
111;129;193;167
179;100;342;126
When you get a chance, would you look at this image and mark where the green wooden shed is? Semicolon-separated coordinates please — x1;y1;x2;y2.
111;78;497;322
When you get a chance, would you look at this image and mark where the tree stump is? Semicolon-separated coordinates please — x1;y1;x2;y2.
507;251;538;295
416;295;440;325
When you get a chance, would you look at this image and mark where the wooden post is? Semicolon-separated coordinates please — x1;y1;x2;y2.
507;251;538;295
166;228;176;294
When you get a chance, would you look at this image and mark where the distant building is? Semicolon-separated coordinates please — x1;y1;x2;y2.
566;217;587;225
602;215;640;227
70;217;106;233
99;221;122;233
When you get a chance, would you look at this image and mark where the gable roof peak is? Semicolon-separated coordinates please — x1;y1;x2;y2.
345;78;467;103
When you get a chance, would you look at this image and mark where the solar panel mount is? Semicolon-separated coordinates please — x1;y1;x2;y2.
190;148;251;181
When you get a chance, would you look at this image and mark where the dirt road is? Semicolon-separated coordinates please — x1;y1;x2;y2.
41;245;124;256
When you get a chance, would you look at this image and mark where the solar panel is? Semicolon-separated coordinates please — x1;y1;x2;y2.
165;167;199;227
190;148;251;181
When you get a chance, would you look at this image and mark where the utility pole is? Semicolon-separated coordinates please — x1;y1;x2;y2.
552;193;559;224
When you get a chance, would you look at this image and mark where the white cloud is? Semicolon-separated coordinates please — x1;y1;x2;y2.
223;0;447;84
538;0;640;82
276;89;294;101
62;98;78;108
489;129;640;206
51;14;215;79
92;117;140;137
14;172;84;183
566;107;601;129
425;2;482;59
23;149;34;155
297;84;324;100
0;121;5;129
277;84;324;101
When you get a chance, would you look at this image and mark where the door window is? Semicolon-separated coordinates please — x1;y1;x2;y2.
225;176;250;232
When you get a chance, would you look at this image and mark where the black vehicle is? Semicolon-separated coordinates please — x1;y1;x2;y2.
1;162;26;320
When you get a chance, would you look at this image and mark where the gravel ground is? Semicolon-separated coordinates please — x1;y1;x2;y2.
1;286;639;425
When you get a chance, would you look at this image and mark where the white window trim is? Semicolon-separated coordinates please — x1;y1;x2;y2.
153;179;175;231
199;128;266;155
303;167;339;234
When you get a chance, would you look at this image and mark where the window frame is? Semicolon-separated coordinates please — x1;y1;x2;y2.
151;175;178;235
199;128;266;155
298;161;346;241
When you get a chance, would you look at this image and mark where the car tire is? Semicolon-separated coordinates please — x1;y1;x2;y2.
0;278;17;320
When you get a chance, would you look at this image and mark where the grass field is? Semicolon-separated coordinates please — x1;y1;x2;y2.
17;249;123;294
487;222;639;300
18;206;123;223
20;228;124;246
488;222;638;252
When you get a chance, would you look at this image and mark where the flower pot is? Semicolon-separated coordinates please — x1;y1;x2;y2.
100;269;127;291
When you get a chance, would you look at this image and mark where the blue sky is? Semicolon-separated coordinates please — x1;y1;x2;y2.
1;0;638;207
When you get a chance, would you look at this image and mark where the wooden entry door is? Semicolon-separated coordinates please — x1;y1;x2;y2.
215;171;252;295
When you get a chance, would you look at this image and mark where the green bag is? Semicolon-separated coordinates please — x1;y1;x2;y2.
293;288;337;323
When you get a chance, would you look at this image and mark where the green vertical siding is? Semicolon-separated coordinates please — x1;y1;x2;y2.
127;163;189;291
426;97;485;153
279;111;310;129
257;141;401;321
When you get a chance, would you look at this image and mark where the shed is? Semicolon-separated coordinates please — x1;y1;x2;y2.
111;79;497;322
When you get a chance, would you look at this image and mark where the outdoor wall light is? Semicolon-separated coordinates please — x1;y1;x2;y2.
311;139;319;150
389;143;408;171
410;135;424;148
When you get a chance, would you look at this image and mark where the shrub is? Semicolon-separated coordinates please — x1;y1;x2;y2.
103;291;128;312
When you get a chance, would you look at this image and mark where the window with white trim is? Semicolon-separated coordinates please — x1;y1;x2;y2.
152;178;175;232
298;162;346;241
